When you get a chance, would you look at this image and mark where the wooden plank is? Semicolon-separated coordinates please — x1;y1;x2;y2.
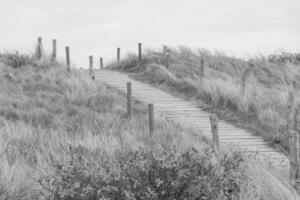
95;70;289;174
135;99;186;102
157;108;206;111
165;114;210;117
219;136;263;140
219;139;265;143
202;131;252;135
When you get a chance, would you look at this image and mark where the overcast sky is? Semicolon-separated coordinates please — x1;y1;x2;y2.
0;0;299;65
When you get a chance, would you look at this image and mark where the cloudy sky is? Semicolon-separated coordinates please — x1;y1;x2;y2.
0;0;299;65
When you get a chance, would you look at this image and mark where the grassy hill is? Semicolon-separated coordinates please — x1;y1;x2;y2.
109;47;300;153
0;52;297;199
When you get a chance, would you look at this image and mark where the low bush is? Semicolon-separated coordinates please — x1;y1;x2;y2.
37;147;246;200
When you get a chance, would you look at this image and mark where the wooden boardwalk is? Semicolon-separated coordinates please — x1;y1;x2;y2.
95;70;289;168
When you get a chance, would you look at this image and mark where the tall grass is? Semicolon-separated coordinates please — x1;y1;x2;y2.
108;47;300;152
0;52;297;199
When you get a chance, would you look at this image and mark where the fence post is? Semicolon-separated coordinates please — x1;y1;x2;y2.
65;47;70;72
38;37;42;46
36;37;43;59
149;104;154;137
52;39;57;61
210;114;219;152
100;57;103;69
163;45;167;54
241;68;253;96
288;91;297;184
293;105;300;185
200;58;205;78
138;43;142;62
117;48;120;62
89;55;94;79
165;49;170;69
127;82;132;118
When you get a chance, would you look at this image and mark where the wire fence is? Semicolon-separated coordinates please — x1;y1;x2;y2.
39;36;165;70
5;36;300;189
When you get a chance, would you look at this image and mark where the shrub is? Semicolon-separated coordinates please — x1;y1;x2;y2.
36;147;246;200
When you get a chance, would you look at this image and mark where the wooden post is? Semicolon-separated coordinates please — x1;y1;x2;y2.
293;105;300;185
138;43;142;61
148;104;154;137
241;75;246;95
200;58;205;78
165;49;170;69
89;55;94;79
65;47;70;72
15;51;20;67
163;45;167;55
210;114;219;152
100;57;103;69
52;39;57;61
36;37;43;59
288;91;297;184
241;68;253;96
38;37;42;46
117;48;120;62
127;82;132;118
293;80;297;90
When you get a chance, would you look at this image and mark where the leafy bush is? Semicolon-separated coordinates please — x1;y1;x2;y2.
36;147;245;200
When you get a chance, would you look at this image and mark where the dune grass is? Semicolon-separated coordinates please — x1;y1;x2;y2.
0;52;298;199
108;47;300;153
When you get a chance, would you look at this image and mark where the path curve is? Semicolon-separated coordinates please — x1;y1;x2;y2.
94;70;289;170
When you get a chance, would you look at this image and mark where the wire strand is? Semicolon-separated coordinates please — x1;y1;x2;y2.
35;36;167;68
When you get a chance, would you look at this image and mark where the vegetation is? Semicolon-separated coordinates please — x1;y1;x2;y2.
0;52;297;199
108;47;300;153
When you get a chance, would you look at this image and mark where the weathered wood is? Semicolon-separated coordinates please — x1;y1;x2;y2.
138;43;142;61
200;58;205;78
287;91;297;184
293;104;300;184
165;49;170;69
219;138;265;142
241;66;255;95
210;114;219;152
36;37;43;59
65;47;70;72
100;57;103;69
52;39;56;61
38;37;42;45
94;70;289;172
163;45;167;54
89;56;94;79
117;48;120;62
127;82;132;118
149;104;154;137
